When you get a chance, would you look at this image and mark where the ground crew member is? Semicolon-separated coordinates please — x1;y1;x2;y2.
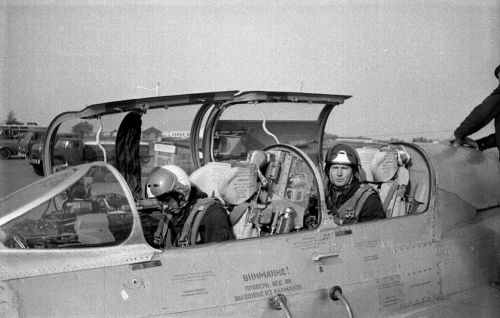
451;64;500;160
145;164;234;247
325;143;385;224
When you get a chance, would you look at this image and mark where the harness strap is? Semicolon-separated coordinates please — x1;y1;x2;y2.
337;185;375;224
381;180;399;217
177;198;220;247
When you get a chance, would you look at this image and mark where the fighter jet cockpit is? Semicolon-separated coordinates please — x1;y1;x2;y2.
4;91;434;251
0;163;137;249
189;145;322;242
0;145;323;250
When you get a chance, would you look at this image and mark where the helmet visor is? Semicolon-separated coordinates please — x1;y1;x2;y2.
155;191;185;205
145;167;177;198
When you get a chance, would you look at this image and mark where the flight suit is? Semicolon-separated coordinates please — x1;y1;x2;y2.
327;178;385;224
167;187;235;246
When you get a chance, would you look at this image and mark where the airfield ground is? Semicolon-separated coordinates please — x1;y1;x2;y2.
0;157;42;200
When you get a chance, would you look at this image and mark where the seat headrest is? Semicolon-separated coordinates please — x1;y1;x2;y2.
217;162;257;205
190;162;231;201
356;148;379;182
190;162;258;205
371;150;399;182
356;146;411;183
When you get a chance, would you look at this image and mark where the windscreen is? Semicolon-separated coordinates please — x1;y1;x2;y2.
214;102;324;162
49;105;202;200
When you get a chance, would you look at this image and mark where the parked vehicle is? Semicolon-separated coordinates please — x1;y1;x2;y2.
28;134;150;176
27;133;79;176
0;124;39;159
17;126;47;158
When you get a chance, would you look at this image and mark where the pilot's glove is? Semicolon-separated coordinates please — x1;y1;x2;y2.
449;135;479;149
153;234;164;248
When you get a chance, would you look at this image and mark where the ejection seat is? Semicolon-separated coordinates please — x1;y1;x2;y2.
356;146;411;218
189;160;260;238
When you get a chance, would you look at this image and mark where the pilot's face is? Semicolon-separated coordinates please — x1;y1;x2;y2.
329;164;353;187
162;197;182;215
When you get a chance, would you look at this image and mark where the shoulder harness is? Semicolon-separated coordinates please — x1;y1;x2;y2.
177;197;223;247
336;184;376;224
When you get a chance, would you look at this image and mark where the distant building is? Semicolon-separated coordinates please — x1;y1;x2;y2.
161;131;190;139
153;138;194;173
142;127;162;141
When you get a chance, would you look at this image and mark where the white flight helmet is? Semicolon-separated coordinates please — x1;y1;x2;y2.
325;143;359;173
146;165;191;201
331;151;352;165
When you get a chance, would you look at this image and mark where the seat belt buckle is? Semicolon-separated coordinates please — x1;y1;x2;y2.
177;238;189;247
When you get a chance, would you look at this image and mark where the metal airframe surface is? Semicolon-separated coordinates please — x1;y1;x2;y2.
231;91;351;104
80;90;239;119
421;143;500;210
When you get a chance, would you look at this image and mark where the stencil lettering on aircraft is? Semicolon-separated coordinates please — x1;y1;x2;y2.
234;266;302;302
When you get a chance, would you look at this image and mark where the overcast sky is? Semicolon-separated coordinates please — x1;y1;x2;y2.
1;0;499;141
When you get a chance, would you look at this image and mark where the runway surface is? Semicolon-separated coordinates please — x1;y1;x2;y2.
0;157;42;199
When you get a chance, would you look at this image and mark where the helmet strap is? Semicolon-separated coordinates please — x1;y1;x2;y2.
179;199;188;208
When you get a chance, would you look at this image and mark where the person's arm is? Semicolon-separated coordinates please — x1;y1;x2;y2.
454;88;500;139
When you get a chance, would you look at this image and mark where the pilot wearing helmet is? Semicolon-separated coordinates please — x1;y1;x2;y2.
146;164;234;247
324;144;385;225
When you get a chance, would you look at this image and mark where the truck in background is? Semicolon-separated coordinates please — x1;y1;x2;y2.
28;134;151;176
17;126;48;159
